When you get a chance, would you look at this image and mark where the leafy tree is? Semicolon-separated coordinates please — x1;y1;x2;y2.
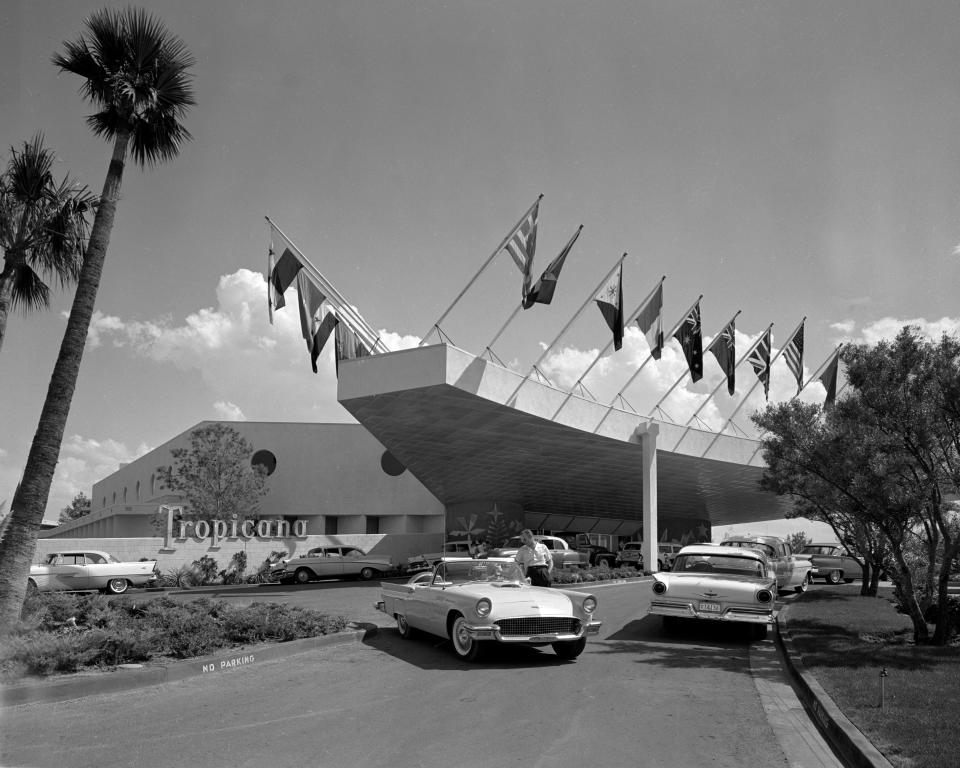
58;491;91;524
787;531;809;553
156;423;268;522
0;8;195;628
0;134;95;352
754;328;960;645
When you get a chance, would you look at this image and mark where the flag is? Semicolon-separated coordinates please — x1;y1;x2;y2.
268;247;302;318
673;302;703;382
522;226;580;309
594;264;624;351
784;322;805;394
707;317;736;395
504;200;540;304
310;311;339;373
334;322;371;375
296;272;326;347
819;349;840;409
748;328;772;400
635;283;664;360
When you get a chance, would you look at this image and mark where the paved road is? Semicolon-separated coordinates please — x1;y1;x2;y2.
2;580;829;768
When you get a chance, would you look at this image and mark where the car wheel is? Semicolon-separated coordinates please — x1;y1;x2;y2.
449;614;483;662
396;613;414;639
106;578;129;595
294;568;313;585
826;570;842;585
552;637;587;660
359;567;376;581
795;573;810;593
751;624;768;641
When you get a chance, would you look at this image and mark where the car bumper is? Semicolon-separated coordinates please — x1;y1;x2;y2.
462;620;602;643
648;600;772;624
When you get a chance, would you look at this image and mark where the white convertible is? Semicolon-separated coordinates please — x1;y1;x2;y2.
647;545;777;640
377;559;602;661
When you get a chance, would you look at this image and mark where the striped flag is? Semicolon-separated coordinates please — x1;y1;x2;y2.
783;322;805;394
707;317;736;395
819;349;840;409
523;225;580;309
595;264;624;351
748;328;772;400
635;283;664;360
673;302;703;382
504;199;540;304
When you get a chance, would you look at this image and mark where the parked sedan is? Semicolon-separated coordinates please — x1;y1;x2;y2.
377;559;602;661
796;543;861;584
29;550;157;595
647;545;776;639
274;546;393;584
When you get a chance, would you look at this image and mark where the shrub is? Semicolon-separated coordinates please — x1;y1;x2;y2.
191;556;219;586
3;632;97;676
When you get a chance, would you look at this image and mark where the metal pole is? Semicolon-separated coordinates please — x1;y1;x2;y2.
418;194;543;346
550;276;666;420
591;293;703;434
647;309;741;419
505;254;627;406
265;217;389;353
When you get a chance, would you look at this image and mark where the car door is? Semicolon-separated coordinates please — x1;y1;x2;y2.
779;542;798;588
317;548;345;579
339;547;366;578
48;553;91;590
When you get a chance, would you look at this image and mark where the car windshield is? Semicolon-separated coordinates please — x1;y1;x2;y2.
801;545;837;556
504;537;523;548
436;561;524;585
673;554;766;578
721;541;775;557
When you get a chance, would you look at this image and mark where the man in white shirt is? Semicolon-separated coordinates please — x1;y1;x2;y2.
515;529;554;587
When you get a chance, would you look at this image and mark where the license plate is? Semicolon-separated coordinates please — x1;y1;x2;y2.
698;602;721;613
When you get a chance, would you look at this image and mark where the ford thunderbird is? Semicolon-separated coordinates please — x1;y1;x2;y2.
29;550;157;595
647;545;777;639
377;559;602;661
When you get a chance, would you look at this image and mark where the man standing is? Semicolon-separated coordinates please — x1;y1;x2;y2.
515;529;554;587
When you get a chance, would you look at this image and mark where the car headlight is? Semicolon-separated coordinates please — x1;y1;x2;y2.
476;598;492;618
652;580;667;595
756;589;772;604
582;596;597;614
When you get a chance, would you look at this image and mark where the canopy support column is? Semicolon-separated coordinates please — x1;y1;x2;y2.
635;421;659;574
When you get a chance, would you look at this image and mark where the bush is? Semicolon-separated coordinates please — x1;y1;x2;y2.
191;556;219;586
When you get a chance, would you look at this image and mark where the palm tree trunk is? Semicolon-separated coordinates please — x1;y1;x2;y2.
0;260;15;353
0;128;130;628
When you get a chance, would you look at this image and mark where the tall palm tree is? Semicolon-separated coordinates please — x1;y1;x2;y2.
0;134;94;352
0;8;195;626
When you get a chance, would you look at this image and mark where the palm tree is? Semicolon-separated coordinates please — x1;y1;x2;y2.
0;8;195;626
0;134;94;352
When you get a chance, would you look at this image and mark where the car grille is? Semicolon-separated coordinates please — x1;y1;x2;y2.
495;617;581;636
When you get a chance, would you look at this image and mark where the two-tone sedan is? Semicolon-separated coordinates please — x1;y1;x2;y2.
29;550;157;595
377;559;602;661
273;546;394;584
647;545;776;640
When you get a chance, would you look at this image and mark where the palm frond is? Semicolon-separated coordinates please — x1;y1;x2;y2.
10;263;50;312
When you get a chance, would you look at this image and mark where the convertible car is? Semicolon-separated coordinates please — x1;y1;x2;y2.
29;550;157;595
647;545;776;639
377;559;602;661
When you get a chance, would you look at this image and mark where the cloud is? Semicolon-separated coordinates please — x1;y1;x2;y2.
213;401;246;420
830;319;855;335
82;269;420;423
829;316;960;346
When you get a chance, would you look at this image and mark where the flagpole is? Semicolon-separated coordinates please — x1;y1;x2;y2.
481;224;584;362
591;293;703;434
265;217;389;353
505;254;627;406
418;194;543;346
550;276;667;420
670;322;773;452
701;316;805;457
647;309;741;420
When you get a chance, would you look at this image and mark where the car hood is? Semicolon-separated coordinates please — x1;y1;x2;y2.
657;572;774;596
445;583;575;612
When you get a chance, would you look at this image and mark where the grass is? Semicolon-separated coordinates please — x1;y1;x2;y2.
785;587;960;768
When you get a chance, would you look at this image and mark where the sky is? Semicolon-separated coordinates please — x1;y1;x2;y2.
3;1;960;537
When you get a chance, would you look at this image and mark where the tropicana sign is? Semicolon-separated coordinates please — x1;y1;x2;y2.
159;505;308;548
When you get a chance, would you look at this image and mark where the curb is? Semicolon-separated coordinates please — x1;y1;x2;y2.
0;623;378;709
776;607;894;768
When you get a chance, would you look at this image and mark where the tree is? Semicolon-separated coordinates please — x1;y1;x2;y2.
156;423;268;522
58;491;91;524
754;328;960;645
0;134;94;352
0;8;195;628
786;531;808;553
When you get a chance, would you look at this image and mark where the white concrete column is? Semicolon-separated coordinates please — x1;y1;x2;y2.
637;422;659;573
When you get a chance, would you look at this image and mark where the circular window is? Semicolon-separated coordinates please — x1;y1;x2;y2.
251;449;277;476
381;450;406;476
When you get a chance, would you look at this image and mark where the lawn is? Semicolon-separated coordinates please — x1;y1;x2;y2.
784;587;960;768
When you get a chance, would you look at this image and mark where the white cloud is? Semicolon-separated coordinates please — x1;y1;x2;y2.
830;319;856;335
213;401;246;420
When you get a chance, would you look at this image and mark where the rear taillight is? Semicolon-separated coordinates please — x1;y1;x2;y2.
652;580;667;595
756;589;772;604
